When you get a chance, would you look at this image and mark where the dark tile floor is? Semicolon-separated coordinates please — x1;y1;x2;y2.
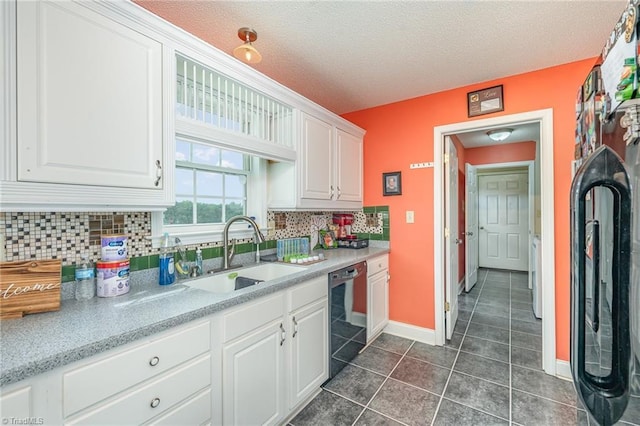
290;268;591;426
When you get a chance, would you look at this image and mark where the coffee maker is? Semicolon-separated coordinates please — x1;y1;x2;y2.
333;214;354;240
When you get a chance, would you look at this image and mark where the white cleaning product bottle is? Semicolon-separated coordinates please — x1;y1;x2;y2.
159;233;175;285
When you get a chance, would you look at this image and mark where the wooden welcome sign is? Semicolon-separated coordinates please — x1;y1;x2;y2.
0;259;62;319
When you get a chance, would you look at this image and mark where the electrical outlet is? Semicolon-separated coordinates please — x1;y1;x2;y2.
406;211;415;223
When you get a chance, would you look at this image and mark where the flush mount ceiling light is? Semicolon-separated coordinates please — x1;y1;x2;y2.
233;27;262;64
487;128;513;142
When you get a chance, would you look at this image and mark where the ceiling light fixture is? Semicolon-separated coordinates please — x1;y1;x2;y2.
487;128;513;142
233;27;262;64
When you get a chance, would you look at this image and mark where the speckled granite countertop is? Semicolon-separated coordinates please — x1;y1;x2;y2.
0;246;389;387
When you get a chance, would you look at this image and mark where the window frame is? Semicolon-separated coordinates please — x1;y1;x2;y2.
151;136;268;248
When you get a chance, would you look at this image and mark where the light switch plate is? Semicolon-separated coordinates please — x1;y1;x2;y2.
406;211;415;223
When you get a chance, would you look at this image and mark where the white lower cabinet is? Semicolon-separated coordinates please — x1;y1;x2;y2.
0;385;31;419
215;276;328;425
1;276;330;426
367;255;390;341
0;319;212;425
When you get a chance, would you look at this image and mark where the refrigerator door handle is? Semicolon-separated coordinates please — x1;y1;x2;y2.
591;220;600;333
570;146;632;425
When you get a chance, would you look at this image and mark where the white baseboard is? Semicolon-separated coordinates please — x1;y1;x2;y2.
383;320;436;345
351;312;366;328
555;359;573;381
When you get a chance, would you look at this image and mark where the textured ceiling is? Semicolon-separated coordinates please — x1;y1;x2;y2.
135;0;627;115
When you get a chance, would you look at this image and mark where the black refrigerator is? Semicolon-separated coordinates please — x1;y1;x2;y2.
570;2;640;423
570;94;640;425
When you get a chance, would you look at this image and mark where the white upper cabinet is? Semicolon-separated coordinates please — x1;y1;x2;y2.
335;127;363;203
1;0;173;211
0;0;364;212
268;111;364;211
300;114;334;200
17;0;162;189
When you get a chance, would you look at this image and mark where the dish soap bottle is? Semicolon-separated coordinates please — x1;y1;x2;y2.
75;254;95;300
159;233;175;285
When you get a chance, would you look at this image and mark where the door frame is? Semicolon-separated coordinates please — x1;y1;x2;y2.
474;161;534;274
433;109;557;376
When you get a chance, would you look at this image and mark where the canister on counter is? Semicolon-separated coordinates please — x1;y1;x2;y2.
101;234;128;261
96;259;130;297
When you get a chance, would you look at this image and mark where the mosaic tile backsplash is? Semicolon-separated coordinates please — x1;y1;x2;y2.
1;208;389;269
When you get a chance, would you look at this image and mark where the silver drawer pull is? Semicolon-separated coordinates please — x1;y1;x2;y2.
150;397;161;408
280;323;286;346
149;356;160;366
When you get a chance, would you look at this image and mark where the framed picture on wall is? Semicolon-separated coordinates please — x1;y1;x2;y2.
383;171;402;196
467;85;504;117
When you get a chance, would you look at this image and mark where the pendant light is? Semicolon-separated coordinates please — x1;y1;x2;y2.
487;128;513;142
233;27;262;64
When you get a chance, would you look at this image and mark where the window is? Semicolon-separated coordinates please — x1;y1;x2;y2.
164;138;249;228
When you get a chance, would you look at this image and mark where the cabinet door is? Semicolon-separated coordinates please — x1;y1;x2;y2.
335;129;363;202
222;320;286;426
300;113;333;200
368;270;389;341
289;298;328;409
0;386;31;420
16;1;163;189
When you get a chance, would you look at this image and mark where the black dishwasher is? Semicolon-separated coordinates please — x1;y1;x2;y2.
327;261;367;380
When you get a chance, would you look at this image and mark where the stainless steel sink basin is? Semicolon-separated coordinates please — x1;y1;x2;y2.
184;263;305;294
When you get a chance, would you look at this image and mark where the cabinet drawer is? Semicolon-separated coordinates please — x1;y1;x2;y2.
367;255;388;277
288;276;327;312
64;320;210;417
145;388;211;426
67;355;211;425
223;293;284;343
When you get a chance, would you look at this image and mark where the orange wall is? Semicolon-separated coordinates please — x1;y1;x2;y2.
466;141;536;165
343;58;597;362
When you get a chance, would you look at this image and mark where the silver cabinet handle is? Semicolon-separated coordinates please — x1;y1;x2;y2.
466;231;474;236
455;239;463;245
337;186;341;199
330;185;335;199
480;226;485;230
154;160;162;187
292;316;298;338
280;323;286;346
149;356;160;367
150;398;160;408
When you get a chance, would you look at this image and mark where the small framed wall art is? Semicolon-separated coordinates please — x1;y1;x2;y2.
383;171;402;196
467;85;504;117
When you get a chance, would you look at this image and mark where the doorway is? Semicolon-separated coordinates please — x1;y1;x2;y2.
433;109;557;377
477;170;529;271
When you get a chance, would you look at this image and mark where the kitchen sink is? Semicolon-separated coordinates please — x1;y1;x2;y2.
184;263;305;294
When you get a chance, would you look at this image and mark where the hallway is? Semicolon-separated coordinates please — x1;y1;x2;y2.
290;268;588;425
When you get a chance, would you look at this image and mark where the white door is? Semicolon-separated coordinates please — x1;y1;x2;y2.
289;299;328;410
335;129;363;202
445;137;459;340
465;163;479;291
17;1;163;190
368;269;389;340
300;113;333;200
222;320;285;425
478;172;529;271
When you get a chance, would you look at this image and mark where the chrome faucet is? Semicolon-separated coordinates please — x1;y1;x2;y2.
222;215;266;270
